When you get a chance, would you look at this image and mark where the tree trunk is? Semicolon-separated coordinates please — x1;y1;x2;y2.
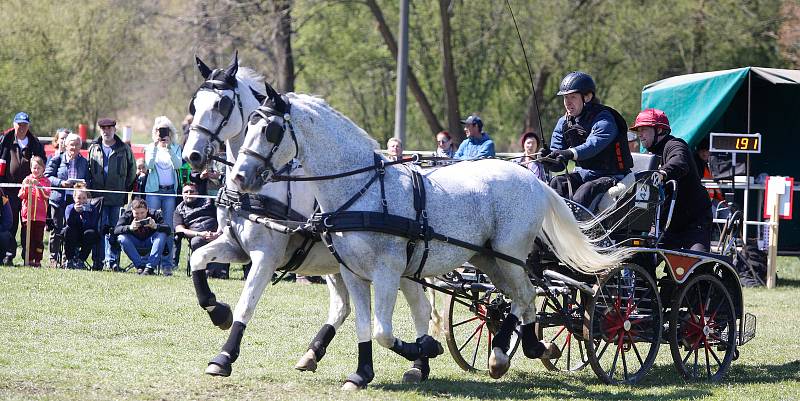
271;0;295;92
439;0;461;142
365;0;443;135
524;69;550;142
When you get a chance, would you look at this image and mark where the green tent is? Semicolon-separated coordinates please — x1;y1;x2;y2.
641;67;800;253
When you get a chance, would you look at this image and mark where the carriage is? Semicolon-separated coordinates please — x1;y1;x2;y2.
430;153;758;384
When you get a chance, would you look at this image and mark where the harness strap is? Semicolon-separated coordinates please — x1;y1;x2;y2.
410;170;431;279
270;154;425;182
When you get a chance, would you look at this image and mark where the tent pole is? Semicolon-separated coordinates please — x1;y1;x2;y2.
743;70;752;244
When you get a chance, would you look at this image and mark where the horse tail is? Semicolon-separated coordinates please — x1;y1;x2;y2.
538;182;632;274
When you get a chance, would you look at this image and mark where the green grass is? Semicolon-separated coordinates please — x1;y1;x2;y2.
0;258;799;400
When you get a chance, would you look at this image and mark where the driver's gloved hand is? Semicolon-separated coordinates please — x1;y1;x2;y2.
550;149;574;162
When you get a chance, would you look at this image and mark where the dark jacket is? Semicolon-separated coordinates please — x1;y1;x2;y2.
0;128;47;191
551;103;633;177
174;198;218;233
65;202;100;231
649;134;712;232
0;190;12;233
87;135;136;206
45;153;91;207
114;208;171;240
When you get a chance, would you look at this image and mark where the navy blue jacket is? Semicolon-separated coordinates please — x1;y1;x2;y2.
45;153;91;206
65;202;100;231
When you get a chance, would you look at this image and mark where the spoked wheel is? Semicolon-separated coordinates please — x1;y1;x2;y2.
669;274;737;382
443;289;520;373
535;288;589;372
584;263;662;385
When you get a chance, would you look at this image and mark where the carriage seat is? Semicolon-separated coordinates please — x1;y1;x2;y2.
593;153;661;212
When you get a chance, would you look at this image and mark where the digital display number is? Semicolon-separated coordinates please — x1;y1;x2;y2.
709;133;761;154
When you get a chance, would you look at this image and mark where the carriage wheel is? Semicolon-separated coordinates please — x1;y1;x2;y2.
584;263;662;385
535;289;589;372
669;274;737;382
443;290;520;373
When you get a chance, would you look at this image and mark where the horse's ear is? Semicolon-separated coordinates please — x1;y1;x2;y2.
251;87;267;104
196;55;212;79
264;82;279;100
224;50;239;85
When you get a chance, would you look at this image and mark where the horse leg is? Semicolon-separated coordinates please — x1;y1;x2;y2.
398;278;438;384
190;230;248;330
339;267;374;391
206;249;280;377
295;273;350;372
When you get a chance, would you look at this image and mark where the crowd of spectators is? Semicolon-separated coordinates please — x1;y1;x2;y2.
0;112;239;280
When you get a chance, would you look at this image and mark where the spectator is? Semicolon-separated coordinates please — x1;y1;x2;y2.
632;108;712;251
144;116;183;266
45;133;90;267
49;128;71;162
132;158;147;200
63;185;99;269
87;117;136;271
0;112;46;265
386;137;403;161
517;131;548;182
546;71;633;208
0;188;13;265
627;131;641;154
174;182;229;278
454;115;495;160
19;156;50;267
189;160;224;197
181;114;193;145
434;131;455;158
114;198;172;276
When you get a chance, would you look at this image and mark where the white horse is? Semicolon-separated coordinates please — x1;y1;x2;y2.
231;91;632;388
183;53;436;382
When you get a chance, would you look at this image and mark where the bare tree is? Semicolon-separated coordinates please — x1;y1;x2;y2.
439;0;461;141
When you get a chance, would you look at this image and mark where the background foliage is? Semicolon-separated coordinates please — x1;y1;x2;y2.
0;0;796;149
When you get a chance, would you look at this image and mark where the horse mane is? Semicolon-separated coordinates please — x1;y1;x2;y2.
236;67;266;95
286;93;379;150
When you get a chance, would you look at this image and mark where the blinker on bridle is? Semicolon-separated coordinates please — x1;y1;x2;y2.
188;69;244;161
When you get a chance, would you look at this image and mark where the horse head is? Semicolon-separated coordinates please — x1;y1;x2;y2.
184;51;265;170
231;84;296;192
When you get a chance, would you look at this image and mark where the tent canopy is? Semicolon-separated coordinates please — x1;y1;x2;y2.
641;67;800;149
641;67;800;252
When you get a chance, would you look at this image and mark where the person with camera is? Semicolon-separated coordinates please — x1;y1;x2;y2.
114;198;172;275
88;117;136;271
63;185;99;269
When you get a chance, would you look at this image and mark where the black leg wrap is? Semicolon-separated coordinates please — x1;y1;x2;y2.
345;341;374;389
416;335;444;358
221;321;246;363
491;314;519;353
309;324;336;362
207;353;233;376
192;270;215;307
520;322;546;359
390;338;422;361
412;357;430;381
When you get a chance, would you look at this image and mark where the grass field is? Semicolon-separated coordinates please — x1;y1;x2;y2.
1;257;799;400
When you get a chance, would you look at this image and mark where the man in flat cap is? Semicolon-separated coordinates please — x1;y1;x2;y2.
87;118;136;271
0;112;46;265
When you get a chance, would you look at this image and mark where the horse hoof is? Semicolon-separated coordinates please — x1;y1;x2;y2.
418;335;444;358
539;341;562;360
341;381;362;391
295;349;318;372
402;367;424;384
488;347;510;379
205;362;231;377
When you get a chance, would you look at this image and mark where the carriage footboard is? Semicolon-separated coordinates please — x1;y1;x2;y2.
739;312;757;346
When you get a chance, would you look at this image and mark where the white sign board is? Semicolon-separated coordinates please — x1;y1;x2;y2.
763;176;794;220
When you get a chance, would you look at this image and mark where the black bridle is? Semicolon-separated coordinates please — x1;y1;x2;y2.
188;69;246;165
239;99;299;180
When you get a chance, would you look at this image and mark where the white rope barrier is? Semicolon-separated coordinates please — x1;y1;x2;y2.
0;183;217;199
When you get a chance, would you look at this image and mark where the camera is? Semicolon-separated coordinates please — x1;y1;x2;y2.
158;127;170;140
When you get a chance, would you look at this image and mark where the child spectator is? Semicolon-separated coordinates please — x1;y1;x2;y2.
63;185;99;269
133;158;148;200
19;156;50;267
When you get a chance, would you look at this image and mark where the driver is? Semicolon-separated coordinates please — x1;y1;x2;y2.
546;71;633;208
630;108;712;252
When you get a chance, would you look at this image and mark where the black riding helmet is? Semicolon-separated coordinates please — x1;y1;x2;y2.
556;71;596;96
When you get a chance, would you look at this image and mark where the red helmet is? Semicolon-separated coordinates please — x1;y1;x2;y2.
629;108;670;132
